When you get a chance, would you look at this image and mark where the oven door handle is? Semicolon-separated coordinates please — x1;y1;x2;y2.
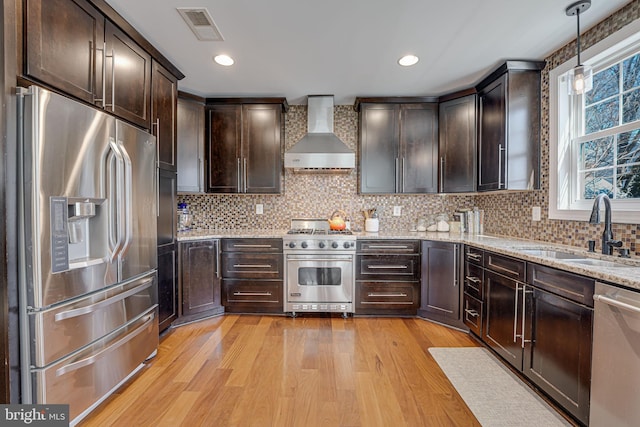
286;255;354;262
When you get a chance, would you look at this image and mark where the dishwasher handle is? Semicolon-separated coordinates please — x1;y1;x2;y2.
594;293;640;314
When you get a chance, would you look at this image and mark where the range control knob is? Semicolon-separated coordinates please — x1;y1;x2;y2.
331;242;339;249
343;241;352;249
288;242;296;248
301;242;308;249
319;242;326;248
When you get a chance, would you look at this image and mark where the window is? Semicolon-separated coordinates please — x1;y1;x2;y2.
550;19;640;224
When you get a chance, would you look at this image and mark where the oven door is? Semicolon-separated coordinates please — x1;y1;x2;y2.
285;253;354;303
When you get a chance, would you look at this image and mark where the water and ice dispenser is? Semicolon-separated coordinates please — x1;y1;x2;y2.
50;197;108;273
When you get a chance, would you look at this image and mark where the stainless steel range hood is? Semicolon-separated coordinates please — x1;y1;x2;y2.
284;95;355;173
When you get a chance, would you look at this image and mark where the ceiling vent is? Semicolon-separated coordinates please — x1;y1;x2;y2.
177;8;224;41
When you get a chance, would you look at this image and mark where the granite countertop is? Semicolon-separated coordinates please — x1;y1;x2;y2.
177;229;640;290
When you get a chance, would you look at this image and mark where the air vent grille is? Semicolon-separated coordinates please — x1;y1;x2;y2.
177;7;224;41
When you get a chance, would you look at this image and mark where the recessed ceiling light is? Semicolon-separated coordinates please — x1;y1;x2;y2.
214;54;234;66
398;55;419;67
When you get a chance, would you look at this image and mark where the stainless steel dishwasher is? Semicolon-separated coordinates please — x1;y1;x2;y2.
590;282;640;426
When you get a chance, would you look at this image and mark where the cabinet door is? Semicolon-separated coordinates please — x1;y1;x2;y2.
181;240;222;316
439;95;477;193
359;104;399;193
477;74;506;192
151;61;177;171
419;241;460;321
157;169;176;246
177;97;205;192
483;270;523;370
25;0;104;105
206;105;241;193
105;21;151;128
157;243;177;332
242;104;282;193
400;104;438;193
523;287;592;425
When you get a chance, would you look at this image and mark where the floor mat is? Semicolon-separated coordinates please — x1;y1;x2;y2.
429;347;571;427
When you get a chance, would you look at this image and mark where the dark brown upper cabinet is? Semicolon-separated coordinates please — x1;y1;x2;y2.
476;61;544;192
151;61;177;171
206;99;286;194
25;0;105;105
356;98;438;194
438;92;477;193
104;21;151;129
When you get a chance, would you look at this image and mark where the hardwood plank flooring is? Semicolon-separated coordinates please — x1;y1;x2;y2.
79;315;482;427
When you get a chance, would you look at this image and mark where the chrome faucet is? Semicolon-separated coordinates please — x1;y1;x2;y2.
589;194;622;255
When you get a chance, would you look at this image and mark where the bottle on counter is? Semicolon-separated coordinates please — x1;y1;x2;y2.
178;202;192;232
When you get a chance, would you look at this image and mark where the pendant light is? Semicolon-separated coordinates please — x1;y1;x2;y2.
566;0;593;95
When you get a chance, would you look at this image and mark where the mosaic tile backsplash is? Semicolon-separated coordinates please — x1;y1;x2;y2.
181;0;640;256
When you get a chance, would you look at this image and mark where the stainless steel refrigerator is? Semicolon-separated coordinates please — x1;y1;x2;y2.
17;86;158;424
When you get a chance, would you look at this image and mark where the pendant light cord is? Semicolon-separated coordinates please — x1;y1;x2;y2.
576;8;582;66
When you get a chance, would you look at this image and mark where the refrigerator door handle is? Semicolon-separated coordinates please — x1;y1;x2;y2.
108;138;125;262
118;139;134;257
54;278;154;322
55;311;156;377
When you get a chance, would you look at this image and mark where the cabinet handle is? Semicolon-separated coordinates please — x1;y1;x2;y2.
466;253;482;261
465;276;481;283
104;49;115;109
368;293;408;298
401;157;405;193
368;265;408;270
216;243;221;279
440;156;444;192
368;245;411;250
233;292;272;296
233;244;274;248
198;158;204;192
464;308;480;318
453;244;459;287
237;158;241;192
520;286;533;348
243;158;248;193
395;157;400;193
94;42;107;106
233;264;272;268
513;284;520;344
498;143;506;189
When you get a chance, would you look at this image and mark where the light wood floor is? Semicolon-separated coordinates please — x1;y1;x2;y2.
79;315;482;426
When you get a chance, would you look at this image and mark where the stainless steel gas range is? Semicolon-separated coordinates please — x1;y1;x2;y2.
283;219;356;316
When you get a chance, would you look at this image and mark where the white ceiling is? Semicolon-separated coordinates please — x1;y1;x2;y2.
105;0;631;105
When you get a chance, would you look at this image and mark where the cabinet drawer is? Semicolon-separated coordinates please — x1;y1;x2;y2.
484;251;525;281
221;253;283;279
356;281;419;315
356;255;420;280
463;293;483;336
223;280;282;304
357;240;420;254
464;262;484;300
222;238;282;253
465;246;484;265
526;263;595;307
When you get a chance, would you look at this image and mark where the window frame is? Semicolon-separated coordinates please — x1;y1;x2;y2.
549;18;640;224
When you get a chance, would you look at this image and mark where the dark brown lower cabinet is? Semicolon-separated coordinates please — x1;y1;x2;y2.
355;240;420;315
157;243;177;332
483;269;524;369
180;239;224;319
481;249;594;425
221;238;283;313
417;241;463;328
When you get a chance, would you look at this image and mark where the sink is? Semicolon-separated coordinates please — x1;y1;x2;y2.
564;258;634;268
518;249;585;260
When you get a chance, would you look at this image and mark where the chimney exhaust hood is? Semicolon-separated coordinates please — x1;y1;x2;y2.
284;95;355;173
